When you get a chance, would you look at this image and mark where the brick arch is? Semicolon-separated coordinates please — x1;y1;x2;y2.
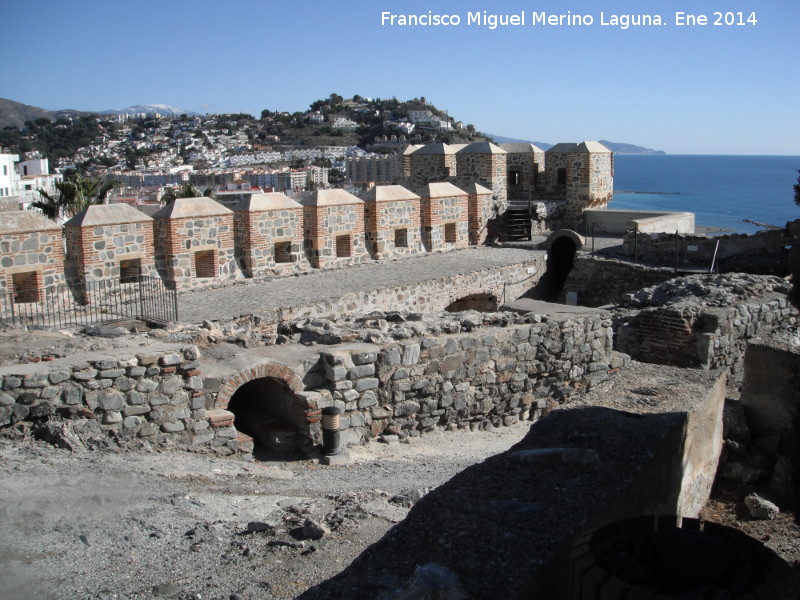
215;360;304;409
442;286;503;312
542;229;585;252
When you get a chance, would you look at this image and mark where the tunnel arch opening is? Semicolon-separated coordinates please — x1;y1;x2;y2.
227;376;311;459
445;292;499;312
216;361;314;461
532;229;583;302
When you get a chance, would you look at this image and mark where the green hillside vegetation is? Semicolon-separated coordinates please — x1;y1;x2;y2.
0;94;488;174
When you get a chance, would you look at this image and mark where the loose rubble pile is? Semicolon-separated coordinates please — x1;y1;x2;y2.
617;273;791;310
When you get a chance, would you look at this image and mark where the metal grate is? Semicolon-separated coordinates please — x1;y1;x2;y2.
0;275;178;329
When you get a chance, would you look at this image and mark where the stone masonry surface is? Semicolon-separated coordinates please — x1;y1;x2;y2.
177;246;542;324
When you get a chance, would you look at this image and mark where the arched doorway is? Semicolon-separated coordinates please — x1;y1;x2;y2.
445;292;499;312
227;377;309;459
531;230;583;302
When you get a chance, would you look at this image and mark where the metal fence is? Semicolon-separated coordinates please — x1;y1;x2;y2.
0;276;178;329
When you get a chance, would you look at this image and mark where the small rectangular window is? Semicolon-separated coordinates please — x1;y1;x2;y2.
557;167;567;185
394;228;408;248
335;234;352;258
194;250;216;278
444;223;457;244
274;241;292;263
12;271;41;303
119;258;141;283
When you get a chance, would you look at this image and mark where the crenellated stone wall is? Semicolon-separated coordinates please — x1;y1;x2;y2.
455;142;508;207
417;182;469;252
464;183;494;245
300;189;369;269
362;185;424;260
63;204;156;285
233;192;307;277
153;197;240;289
406;144;457;191
0;211;65;299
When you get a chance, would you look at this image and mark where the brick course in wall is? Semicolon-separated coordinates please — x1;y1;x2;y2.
63;204;156;286
0;212;65;298
232;192;307;276
152;197;240;289
361;185;424;259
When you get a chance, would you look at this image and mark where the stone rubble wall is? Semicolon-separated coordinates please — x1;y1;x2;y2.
307;312;616;446
65;221;156;283
0;229;65;294
233;208;307;276
561;256;676;306
622;228;792;274
618;296;797;385
1;307;614;454
407;154;456;191
0;345;243;453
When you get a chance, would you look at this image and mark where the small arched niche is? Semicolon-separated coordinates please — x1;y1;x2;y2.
445;292;499;313
227;376;309;459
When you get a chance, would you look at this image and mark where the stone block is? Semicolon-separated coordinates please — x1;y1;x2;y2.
348;364;375;379
159;353;182;366
160;375;182;395
48;370;71;384
161;421;185;433
355;378;379;392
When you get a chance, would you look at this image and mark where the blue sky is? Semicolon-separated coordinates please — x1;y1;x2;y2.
1;0;798;155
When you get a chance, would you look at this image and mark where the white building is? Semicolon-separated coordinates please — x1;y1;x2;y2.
0;152;20;199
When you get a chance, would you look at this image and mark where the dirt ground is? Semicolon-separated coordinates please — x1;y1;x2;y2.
0;421;535;600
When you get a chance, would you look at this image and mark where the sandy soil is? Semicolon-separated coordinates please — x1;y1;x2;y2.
0;421;533;600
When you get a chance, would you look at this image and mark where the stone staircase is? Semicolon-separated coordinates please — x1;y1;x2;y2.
504;200;532;241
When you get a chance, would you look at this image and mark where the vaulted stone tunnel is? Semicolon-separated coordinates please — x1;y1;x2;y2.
215;361;319;459
532;229;583;302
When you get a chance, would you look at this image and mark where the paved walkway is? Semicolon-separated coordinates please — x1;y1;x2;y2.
177;247;542;324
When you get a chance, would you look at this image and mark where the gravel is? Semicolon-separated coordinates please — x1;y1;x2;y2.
0;421;532;600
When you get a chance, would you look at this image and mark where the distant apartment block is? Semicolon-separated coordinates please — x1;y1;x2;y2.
346;155;402;186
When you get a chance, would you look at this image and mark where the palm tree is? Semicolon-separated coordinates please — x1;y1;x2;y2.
33;174;121;222
161;182;215;205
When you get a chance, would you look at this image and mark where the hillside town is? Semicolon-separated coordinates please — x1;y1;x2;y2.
0;95;484;213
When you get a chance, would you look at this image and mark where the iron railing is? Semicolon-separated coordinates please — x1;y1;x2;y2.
0;276;178;329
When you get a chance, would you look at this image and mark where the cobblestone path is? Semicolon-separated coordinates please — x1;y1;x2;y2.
177;246;540;323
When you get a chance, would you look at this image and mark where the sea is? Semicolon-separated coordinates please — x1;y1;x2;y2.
610;155;800;235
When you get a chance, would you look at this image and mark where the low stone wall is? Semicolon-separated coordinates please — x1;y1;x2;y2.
0;344;241;452
250;258;547;326
303;312;615;446
584;209;694;235
622;227;793;274
618;294;797;385
559;256;676;307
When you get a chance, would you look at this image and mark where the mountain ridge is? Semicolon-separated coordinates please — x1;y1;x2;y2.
0;96;664;155
488;133;665;155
